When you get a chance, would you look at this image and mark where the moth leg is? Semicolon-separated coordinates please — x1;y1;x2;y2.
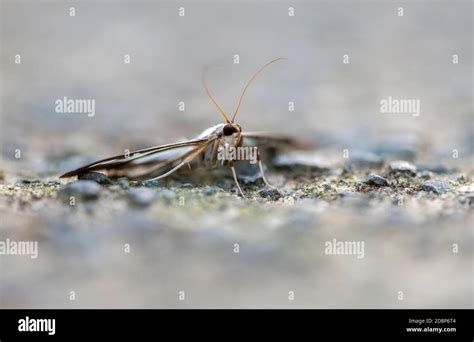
230;164;245;198
257;153;274;188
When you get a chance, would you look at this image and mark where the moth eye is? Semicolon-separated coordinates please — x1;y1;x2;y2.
223;125;236;136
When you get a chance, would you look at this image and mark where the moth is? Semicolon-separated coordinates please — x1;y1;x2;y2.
60;58;294;197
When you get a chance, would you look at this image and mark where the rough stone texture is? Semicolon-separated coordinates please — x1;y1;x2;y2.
366;174;390;187
421;180;451;194
126;188;157;208
1;152;472;309
78;172;113;186
389;160;417;175
259;188;282;201
57;180;101;201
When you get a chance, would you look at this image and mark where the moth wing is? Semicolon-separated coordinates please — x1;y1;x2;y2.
59;137;211;179
242;132;308;150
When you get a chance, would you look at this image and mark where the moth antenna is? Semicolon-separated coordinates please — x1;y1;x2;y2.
202;65;230;122
231;57;287;123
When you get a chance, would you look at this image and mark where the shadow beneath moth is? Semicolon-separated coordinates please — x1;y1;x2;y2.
60;58;297;197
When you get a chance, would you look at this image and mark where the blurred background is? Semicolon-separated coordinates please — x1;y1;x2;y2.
1;1;472;164
0;0;472;308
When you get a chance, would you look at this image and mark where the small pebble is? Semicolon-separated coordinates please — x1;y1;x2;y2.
78;172;113;185
139;179;160;187
389;160;417;175
20;179;41;184
157;189;177;201
259;188;282;201
117;178;130;189
108;185;121;192
419;170;431;179
58;180;101;201
323;183;333;191
366;173;390;187
202;185;222;196
421;180;450;194
127;188;157;208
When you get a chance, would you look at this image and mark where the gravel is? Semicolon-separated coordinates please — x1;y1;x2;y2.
78;172;113;185
126;188;157;208
365;174;390;187
57;180;101;201
389;160;417;175
421;180;451;194
259;188;282;201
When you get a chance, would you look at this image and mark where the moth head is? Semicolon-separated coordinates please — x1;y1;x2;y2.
221;123;242;147
223;123;241;136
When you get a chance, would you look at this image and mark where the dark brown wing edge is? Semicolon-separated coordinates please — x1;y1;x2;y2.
242;132;311;150
59;138;209;178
